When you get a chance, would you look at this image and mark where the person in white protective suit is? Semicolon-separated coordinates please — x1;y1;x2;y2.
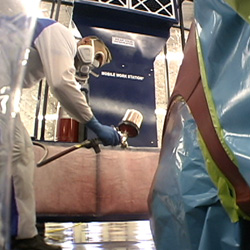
11;17;121;250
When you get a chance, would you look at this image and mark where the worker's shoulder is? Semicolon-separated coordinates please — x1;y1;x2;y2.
33;18;72;44
37;18;56;27
34;18;57;38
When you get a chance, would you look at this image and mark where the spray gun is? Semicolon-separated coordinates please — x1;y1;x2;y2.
35;109;143;167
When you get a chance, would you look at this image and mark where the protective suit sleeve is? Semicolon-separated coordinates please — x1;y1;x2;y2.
86;116;121;146
33;22;93;123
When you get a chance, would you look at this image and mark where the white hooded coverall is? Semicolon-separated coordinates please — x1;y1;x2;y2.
12;18;94;239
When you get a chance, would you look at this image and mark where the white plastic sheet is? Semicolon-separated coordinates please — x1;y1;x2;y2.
0;1;40;249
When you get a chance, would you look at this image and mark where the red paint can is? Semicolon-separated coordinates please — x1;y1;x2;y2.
57;107;79;142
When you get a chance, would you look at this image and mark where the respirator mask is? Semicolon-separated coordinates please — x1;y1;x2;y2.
74;37;111;82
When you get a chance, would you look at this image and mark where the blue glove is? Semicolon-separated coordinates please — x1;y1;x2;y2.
86;116;121;146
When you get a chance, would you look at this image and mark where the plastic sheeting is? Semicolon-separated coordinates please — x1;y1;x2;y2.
149;100;241;249
149;0;250;249
0;1;40;249
195;0;250;186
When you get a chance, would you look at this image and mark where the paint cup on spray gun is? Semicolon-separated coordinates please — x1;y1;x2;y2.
118;109;143;147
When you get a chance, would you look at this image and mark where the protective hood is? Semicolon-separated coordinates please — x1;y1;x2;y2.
74;36;112;82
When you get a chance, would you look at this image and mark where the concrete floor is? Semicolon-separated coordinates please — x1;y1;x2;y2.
45;220;156;250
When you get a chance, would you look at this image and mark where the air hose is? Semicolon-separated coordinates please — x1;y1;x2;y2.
33;139;101;167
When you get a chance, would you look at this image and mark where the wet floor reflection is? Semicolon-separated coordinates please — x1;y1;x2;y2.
45;220;156;249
